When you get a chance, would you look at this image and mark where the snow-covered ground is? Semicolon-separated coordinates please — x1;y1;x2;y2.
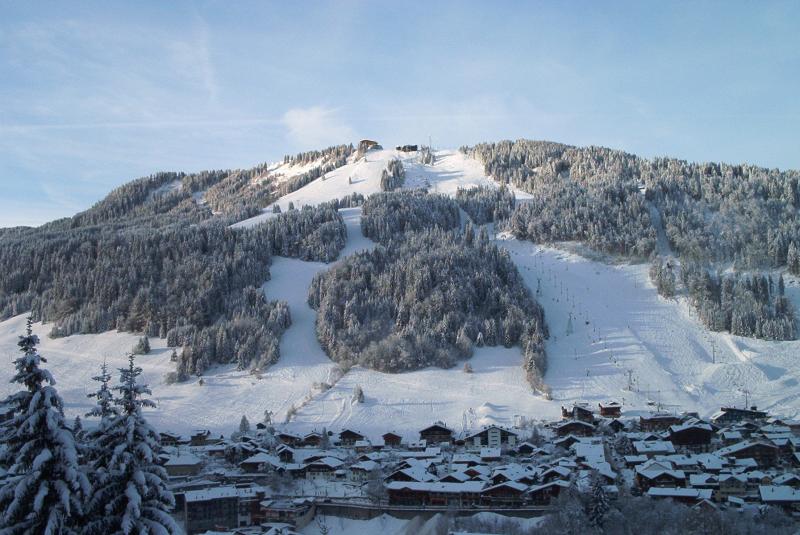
2;146;799;440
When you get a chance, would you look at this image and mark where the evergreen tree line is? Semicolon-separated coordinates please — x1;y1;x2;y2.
379;159;406;191
0;320;178;534
465;139;800;268
455;185;516;225
360;190;461;245
276;145;355;196
465;140;656;258
282;144;354;167
307;227;549;390
679;263;796;341
0;204;347;377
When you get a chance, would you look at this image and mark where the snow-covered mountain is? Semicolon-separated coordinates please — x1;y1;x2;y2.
1;144;799;440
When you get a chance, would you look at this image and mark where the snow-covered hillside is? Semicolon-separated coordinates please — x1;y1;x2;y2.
1;146;799;440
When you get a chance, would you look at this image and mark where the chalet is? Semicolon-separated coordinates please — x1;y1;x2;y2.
715;440;780;467
164;452;203;478
606;419;626;433
635;460;686;490
358;139;381;153
301;432;324;448
276;432;302;447
561;403;595;423
480;447;502;462
259;499;314;529
160;432;184;447
481;481;528;506
598;401;622;418
338;429;365;447
354;440;373;453
639;413;681;432
646;487;713;504
277;446;295;463
182;486;266;535
407;440;427;451
633;440;676;457
465;425;518;449
304;457;344;480
240;452;275;473
528;480;570;505
349;460;380;481
717;473;747;502
385;465;437;483
452;453;482;467
439;471;471;483
759;486;800;511
419;423;454;444
772;473;800;488
710;406;768;426
386;481;484;507
382;432;403;448
516;442;543;456
540;466;571;483
668;421;715;451
395;144;418;152
189;429;212;446
554;420;595;437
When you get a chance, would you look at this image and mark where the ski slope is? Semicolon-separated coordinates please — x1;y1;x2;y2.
1;146;799;439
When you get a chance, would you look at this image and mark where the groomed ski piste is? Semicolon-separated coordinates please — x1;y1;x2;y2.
2;147;800;441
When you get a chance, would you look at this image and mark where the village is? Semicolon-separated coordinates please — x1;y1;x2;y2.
157;402;800;534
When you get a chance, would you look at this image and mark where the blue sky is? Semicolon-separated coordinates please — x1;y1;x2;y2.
1;1;798;227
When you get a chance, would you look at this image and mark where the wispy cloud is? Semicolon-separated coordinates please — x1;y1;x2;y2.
282;106;356;148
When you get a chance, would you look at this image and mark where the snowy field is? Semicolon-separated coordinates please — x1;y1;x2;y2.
1;147;799;439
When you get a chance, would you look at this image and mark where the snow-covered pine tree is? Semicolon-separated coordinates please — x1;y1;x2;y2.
0;318;89;534
239;415;251;435
86;359;115;420
588;472;609;530
85;354;178;535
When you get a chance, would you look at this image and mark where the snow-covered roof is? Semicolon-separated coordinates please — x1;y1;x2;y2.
759;485;800;503
386;481;485;493
184;486;263;503
164;453;203;466
647;487;712;500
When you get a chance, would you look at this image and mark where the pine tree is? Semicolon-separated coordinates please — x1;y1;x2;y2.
85;355;178;535
353;384;365;403
86;359;115;420
588;472;609;531
238;415;251;435
72;416;84;439
0;318;89;534
787;241;800;275
132;336;150;355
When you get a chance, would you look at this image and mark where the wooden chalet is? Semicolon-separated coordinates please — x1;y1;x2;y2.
338;429;365;447
382;432;403;448
710;406;768;426
386;481;484;507
715;440;780;467
419;423;454;444
276;432;303;447
561;403;595;423
481;482;528;506
639;413;681;432
668;421;716;451
528;480;570;505
301;431;324;448
554;420;595;437
598;401;622;418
